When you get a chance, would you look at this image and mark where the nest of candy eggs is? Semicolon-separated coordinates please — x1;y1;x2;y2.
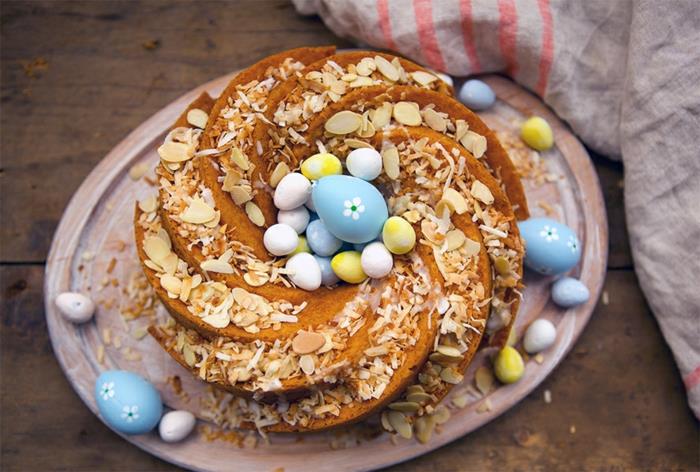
266;149;415;290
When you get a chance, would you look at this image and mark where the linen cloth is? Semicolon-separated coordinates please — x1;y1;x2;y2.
293;0;700;418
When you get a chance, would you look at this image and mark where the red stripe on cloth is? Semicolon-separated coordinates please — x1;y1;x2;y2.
684;365;700;390
459;0;481;72
497;0;518;77
377;0;396;50
412;0;446;71
535;0;554;96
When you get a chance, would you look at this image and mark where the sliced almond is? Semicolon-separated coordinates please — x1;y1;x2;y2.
436;345;462;359
344;138;373;149
381;146;400;180
221;169;243;191
355;58;376;76
443;188;468;214
299;354;315;375
414;415;436;444
201;311;230;329
410;70;439;86
357;120;375;138
393;101;422;126
243;271;269;287
186;108;208;129
388;401;420;413
475;365;495;396
445;229;466;251
440;367;464;384
230;147;250;171
179;277;193;302
138;195;157;213
292;331;325;354
421;219;444;245
230;185;253;205
422;108;447;132
470;180;494;205
325;110;363;135
460;130;487;158
245;201;265;227
181;198;216;224
159;252;178;275
143;236;170;263
158;142;192;163
432;405;451;424
182;344;196;366
370;102;393;129
203;210;221;228
462;238;481;258
160;274;182;295
455;120;469;141
269;162;290;188
387;411;412;439
374;55;399;81
406;391;432;404
129;162;149;181
200;259;234;274
349;76;374;88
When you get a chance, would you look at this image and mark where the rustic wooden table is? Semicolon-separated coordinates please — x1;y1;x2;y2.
1;1;697;471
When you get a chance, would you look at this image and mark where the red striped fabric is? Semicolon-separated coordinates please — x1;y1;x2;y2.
376;0;396;50
459;0;481;72
497;0;518;77
412;0;446;71
536;0;554;96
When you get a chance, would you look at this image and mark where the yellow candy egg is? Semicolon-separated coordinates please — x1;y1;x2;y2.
330;251;367;284
493;346;525;384
382;216;416;255
291;236;311;255
520;116;553;151
300;153;342;180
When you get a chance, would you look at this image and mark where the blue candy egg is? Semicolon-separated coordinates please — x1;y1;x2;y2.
312;175;389;244
95;370;162;435
458;79;495;111
306;219;342;256
314;255;340;286
551;277;590;307
518;217;581;275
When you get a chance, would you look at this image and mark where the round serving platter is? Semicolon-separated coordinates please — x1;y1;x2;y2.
45;70;607;471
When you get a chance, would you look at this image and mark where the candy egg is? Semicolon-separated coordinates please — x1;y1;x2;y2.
458;79;495;111
274;172;311;210
306;219;342;257
286;252;322;291
277;206;310;234
331;251;368;284
314;255;340;286
518;217;581;275
55;292;95;323
521;116;553;151
305;194;316;213
382;216;416;255
523;319;557;354
361;242;393;278
312;175;388;244
493;346;525;384
301;153;342;180
263;223;299;256
346;148;383;181
291;235;311;255
95;370;163;435
551;277;590;308
159;410;196;443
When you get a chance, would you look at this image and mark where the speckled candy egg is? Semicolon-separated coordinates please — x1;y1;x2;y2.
314;255;340;286
346;148;382;181
306;219;342;256
311;175;388;244
274;172;311;211
551;277;590;307
301;153;342;180
458;79;495;111
518;217;581;275
95;370;163;435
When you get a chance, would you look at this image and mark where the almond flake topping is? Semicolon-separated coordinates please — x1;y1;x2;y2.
393;101;422;126
325;110;363;135
186;108;208;129
292;331;326;354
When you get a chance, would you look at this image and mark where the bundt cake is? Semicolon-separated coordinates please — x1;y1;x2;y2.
134;47;526;438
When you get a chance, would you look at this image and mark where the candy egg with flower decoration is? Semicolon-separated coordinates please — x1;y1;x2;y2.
518;217;581;275
311;175;388;244
95;370;162;435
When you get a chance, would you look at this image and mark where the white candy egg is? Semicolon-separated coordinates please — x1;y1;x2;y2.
361;242;393;278
346;148;383;181
263;224;299;256
305;194;316;212
274;172;311;210
523;319;557;354
286;252;322;291
159;410;196;443
277;207;310;234
55;292;95;323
